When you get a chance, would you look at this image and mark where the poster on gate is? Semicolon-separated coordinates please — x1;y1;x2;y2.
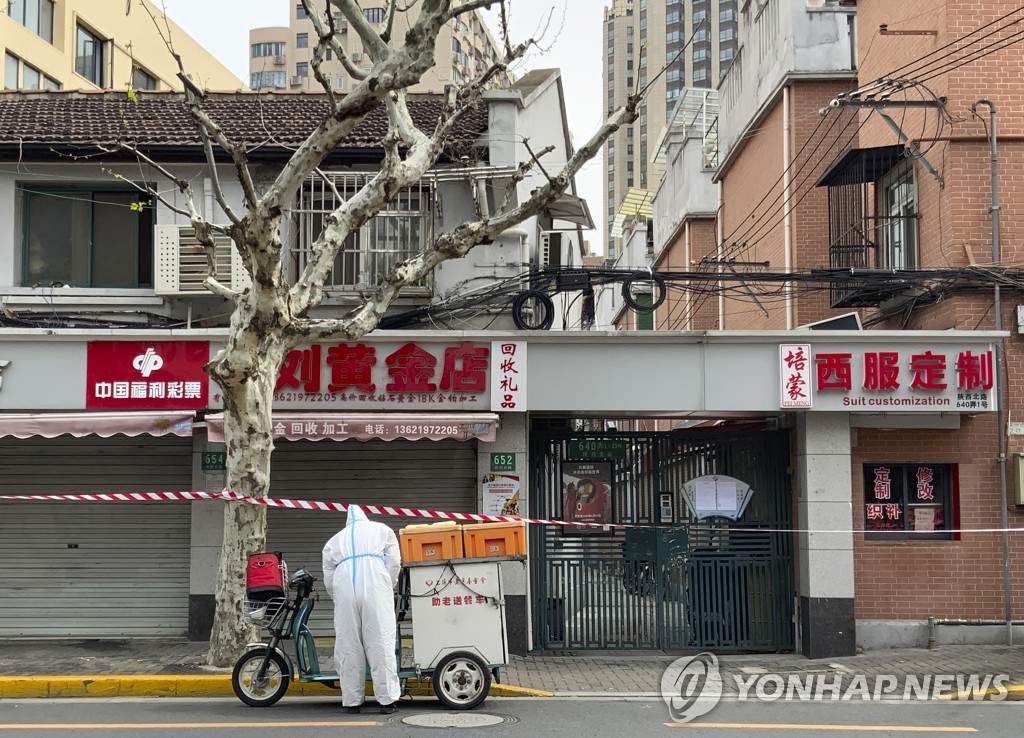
561;460;614;536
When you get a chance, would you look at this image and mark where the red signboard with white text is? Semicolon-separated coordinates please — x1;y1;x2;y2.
86;341;209;409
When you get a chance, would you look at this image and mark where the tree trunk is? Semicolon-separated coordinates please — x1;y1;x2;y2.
205;332;286;667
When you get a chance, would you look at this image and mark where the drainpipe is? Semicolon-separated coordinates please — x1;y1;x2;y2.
718;180;725;329
972;99;1012;646
783;84;794;329
684;220;692;331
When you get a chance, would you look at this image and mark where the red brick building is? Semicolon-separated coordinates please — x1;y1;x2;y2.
647;0;1024;653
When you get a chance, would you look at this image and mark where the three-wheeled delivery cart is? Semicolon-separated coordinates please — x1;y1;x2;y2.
231;552;524;710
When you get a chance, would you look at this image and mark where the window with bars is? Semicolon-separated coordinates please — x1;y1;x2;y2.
294;174;433;290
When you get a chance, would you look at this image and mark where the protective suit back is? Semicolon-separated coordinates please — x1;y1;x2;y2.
322;505;402;707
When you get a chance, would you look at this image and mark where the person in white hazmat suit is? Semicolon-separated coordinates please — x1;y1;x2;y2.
322;505;402;714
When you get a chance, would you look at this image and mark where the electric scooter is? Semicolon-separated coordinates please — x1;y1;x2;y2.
231;565;495;709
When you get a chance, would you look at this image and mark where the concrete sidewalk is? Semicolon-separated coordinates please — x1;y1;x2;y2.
1;639;1023;699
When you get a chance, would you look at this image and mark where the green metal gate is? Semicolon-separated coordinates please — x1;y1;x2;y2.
530;425;794;652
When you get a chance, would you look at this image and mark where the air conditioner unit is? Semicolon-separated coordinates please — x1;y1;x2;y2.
154;225;251;296
290;75;303;86
272;55;285;65
538;230;570;268
351;51;362;62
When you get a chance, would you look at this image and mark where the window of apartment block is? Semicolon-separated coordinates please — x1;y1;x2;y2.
75;25;106;86
131;67;157;91
8;0;54;44
863;463;955;540
363;7;385;24
627;43;634;53
296;32;309;49
296;3;307;19
250;71;286;88
22;63;40;89
296;62;309;78
252;42;286;58
879;161;917;269
4;54;19;89
21;187;154;288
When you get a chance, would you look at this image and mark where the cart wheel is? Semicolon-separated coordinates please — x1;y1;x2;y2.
232;648;291;707
432;651;491;710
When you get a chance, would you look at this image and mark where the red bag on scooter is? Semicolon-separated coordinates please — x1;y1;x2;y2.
246;552;286;603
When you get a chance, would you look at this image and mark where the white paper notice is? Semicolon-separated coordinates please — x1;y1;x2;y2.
695;479;717;510
716;480;738;512
914;507;936;532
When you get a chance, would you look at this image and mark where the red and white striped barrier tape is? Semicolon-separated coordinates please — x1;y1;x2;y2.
3;490;1024;534
0;489;615;530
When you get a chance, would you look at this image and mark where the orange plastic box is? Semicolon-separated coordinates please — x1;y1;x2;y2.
462;521;527;558
400;522;464;562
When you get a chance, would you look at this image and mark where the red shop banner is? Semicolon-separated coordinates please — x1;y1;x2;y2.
86;341;210;410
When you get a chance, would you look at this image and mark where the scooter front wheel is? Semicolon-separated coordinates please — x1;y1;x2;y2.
232;648;291;707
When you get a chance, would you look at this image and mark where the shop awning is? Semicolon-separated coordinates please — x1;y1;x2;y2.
204;412;498;443
0;411;195;439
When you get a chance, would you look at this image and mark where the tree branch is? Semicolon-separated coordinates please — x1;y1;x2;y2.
446;0;500;22
334;0;389;62
264;0;458;216
292;98;640;341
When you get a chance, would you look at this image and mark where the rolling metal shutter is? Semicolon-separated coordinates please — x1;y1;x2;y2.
0;435;193;637
266;438;478;635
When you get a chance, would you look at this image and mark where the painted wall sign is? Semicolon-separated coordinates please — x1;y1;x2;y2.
86;341;209;410
779;344;996;412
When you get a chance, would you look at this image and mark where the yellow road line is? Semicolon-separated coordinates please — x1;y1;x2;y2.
0;721;383;730
665;722;977;732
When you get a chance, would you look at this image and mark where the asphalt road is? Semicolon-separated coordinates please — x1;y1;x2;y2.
0;696;1022;737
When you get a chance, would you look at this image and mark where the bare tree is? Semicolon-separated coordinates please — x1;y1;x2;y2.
130;0;637;665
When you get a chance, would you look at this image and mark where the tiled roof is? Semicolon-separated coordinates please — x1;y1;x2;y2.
0;90;489;156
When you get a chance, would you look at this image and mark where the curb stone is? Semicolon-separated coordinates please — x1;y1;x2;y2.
0;675;551;700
